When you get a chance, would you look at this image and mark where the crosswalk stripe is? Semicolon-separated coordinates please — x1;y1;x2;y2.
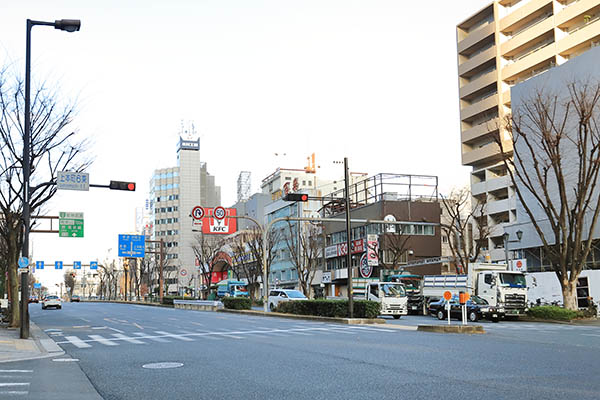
111;333;145;344
88;334;118;346
132;333;170;343
64;336;92;348
0;391;28;395
155;331;194;341
0;383;29;387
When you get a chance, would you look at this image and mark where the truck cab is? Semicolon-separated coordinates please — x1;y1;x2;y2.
364;282;408;319
477;271;527;315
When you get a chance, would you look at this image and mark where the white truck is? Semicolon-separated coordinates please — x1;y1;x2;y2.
355;281;408;319
423;263;528;316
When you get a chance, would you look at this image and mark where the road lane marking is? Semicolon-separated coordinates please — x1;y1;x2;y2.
88;335;118;346
92;326;107;330
155;331;194;341
0;383;29;387
64;336;92;348
0;370;33;373
132;333;170;343
582;333;600;337
189;322;204;326
111;333;145;344
73;325;90;329
107;327;125;334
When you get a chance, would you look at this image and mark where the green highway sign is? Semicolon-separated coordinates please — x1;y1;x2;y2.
59;212;84;238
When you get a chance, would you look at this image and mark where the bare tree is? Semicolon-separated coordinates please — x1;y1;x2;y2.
229;229;264;301
63;271;75;299
285;221;321;297
191;233;227;299
495;79;600;310
439;187;490;273
0;68;90;326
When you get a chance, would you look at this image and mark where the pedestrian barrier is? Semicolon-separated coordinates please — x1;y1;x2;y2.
173;300;223;311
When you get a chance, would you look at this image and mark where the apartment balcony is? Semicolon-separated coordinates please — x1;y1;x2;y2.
501;43;556;82
557;17;600;56
471;175;511;196
499;0;553;33
459;70;498;100
458;22;496;55
462;141;502;167
501;17;554;56
555;0;599;26
462;118;500;144
458;45;497;77
460;94;499;122
486;197;515;215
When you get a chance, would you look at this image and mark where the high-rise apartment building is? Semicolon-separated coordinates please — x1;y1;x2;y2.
149;137;221;295
456;0;600;261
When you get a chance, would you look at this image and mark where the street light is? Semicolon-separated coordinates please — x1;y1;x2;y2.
503;230;523;269
21;18;81;339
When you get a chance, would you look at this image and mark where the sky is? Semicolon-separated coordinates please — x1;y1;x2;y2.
1;0;492;289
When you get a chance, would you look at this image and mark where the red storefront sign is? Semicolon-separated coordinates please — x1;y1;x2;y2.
201;207;237;235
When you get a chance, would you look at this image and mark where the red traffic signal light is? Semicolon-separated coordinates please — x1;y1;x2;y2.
283;193;308;202
109;180;136;191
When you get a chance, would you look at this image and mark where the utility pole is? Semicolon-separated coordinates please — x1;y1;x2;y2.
344;157;354;318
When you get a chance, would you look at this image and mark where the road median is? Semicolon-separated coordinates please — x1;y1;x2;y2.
217;308;385;324
417;324;485;334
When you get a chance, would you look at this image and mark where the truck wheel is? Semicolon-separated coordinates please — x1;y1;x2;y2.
393;315;401;319
468;311;478;322
436;310;445;320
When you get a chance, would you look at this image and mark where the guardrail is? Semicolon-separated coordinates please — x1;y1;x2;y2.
173;300;223;311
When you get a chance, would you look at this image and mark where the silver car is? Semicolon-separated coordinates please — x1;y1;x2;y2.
41;295;62;310
268;289;307;311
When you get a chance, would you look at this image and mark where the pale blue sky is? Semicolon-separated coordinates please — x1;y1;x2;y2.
1;0;491;288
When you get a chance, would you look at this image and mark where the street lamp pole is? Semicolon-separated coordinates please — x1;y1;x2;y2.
21;18;81;339
503;230;523;268
343;157;354;318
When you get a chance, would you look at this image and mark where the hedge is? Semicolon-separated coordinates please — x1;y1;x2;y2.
161;296;185;305
222;297;252;310
276;299;380;319
527;306;585;321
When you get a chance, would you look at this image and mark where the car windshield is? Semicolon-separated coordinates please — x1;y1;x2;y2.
469;295;489;305
46;296;58;299
285;290;307;299
381;284;405;297
399;278;420;290
499;273;526;287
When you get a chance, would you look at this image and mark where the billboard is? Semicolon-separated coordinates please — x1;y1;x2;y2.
200;207;237;235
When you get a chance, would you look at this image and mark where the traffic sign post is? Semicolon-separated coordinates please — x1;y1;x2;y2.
90;261;98;270
118;234;145;258
214;206;226;220
18;257;29;273
443;291;452;325
59;212;84;238
55;261;63;270
36;261;44;270
74;261;81;270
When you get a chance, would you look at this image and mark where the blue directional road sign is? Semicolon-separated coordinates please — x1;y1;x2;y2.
34;283;41;289
118;234;145;258
74;261;82;270
55;261;63;270
36;261;44;270
90;261;98;270
18;257;29;269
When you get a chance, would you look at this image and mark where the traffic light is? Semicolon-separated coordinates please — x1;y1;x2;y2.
109;180;136;191
283;193;309;202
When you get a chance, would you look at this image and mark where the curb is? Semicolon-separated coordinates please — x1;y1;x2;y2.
217;308;385;325
417;324;485;334
0;321;65;364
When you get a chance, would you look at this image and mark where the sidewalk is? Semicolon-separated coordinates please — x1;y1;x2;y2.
0;321;63;363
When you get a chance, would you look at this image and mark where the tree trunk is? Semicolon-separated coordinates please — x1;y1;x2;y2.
7;231;20;328
561;278;578;311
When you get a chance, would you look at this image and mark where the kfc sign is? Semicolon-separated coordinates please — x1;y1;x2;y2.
201;207;237;235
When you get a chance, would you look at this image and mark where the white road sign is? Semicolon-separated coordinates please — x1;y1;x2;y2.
57;171;89;191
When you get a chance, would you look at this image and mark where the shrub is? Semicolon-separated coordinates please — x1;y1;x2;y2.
276;299;380;318
527;306;585;321
252;299;264;307
222;297;252;310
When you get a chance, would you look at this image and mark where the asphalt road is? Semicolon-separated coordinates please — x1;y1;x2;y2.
26;302;600;400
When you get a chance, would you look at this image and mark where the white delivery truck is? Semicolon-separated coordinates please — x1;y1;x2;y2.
423;263;528;316
355;281;408;319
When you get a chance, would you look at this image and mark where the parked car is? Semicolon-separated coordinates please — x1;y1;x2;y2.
41;295;62;310
268;289;307;311
428;295;503;322
71;295;81;302
28;295;39;303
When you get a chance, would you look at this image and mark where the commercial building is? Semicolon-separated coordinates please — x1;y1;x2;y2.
456;0;600;261
148;137;221;295
320;174;442;297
